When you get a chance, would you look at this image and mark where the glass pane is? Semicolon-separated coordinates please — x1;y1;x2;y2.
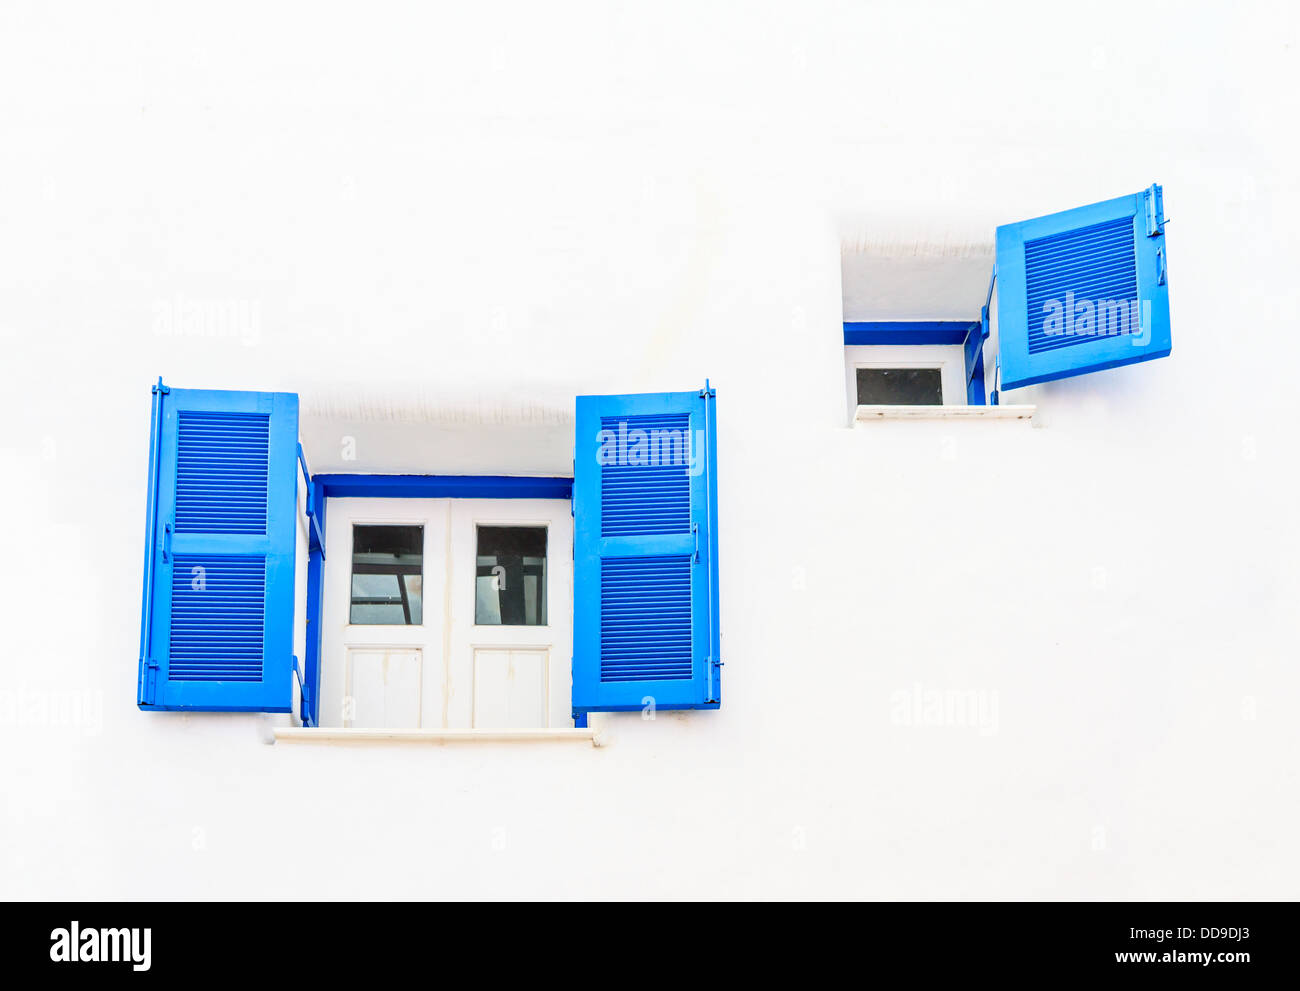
856;367;943;405
350;524;423;625
475;526;547;626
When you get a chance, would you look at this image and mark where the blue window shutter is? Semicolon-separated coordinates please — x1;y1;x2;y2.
995;183;1170;391
572;387;720;715
138;383;299;711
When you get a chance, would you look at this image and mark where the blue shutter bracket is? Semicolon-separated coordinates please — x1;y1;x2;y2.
995;183;1171;391
572;385;720;717
138;382;299;712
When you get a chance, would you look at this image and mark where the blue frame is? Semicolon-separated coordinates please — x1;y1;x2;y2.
314;474;572;500
297;472;574;727
571;386;721;717
139;385;300;712
844;321;987;406
297;446;326;727
843;321;973;346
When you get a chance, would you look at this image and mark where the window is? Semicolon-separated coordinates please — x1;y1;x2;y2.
350;524;424;625
844;344;967;417
475;525;547;626
137;382;720;726
856;367;943;405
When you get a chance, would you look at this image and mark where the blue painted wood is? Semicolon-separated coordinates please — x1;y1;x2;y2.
302;541;325;727
571;387;720;716
996;183;1171;390
964;313;988;406
137;378;169;706
844;321;974;346
139;387;299;711
315;474;572;500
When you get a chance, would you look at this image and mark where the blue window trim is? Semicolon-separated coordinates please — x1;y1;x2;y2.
297;472;574;726
843;321;974;346
313;473;572;500
844;320;988;406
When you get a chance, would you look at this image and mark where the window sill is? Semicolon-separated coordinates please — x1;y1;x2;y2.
854;404;1036;424
273;726;602;746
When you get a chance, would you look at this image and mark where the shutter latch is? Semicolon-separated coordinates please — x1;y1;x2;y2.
691;523;700;561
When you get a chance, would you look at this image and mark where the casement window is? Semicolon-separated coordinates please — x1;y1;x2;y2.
845;343;968;410
845;183;1171;419
137;382;721;731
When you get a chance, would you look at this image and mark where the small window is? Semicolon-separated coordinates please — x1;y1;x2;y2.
475;526;547;626
844;344;967;418
856;367;943;405
350;524;424;625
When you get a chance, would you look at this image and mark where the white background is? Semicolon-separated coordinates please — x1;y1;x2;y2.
1;1;1297;898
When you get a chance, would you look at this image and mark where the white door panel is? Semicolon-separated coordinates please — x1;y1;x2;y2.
346;648;422;728
473;648;548;729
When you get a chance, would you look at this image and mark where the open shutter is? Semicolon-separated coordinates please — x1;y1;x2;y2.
995;183;1170;391
572;387;720;716
138;382;299;711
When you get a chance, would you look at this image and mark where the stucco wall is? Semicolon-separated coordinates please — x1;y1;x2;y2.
2;1;1297;898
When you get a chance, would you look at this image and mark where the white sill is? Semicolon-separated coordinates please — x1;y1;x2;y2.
854;404;1036;424
273;726;601;746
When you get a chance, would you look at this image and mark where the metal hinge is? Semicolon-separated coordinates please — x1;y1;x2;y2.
1144;183;1166;237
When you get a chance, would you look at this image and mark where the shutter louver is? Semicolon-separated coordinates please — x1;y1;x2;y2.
572;389;720;716
138;384;299;712
996;183;1171;391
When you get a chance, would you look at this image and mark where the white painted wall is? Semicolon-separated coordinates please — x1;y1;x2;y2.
2;1;1298;899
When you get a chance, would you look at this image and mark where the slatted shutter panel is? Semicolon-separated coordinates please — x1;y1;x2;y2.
138;383;299;711
572;387;720;716
995;183;1171;391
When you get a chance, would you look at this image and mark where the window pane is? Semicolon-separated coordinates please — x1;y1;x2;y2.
350;524;423;625
475;526;547;626
856;367;943;405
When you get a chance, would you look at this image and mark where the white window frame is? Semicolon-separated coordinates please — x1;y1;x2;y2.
844;344;967;421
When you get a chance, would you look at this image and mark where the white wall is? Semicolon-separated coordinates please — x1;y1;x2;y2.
2;0;1298;899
